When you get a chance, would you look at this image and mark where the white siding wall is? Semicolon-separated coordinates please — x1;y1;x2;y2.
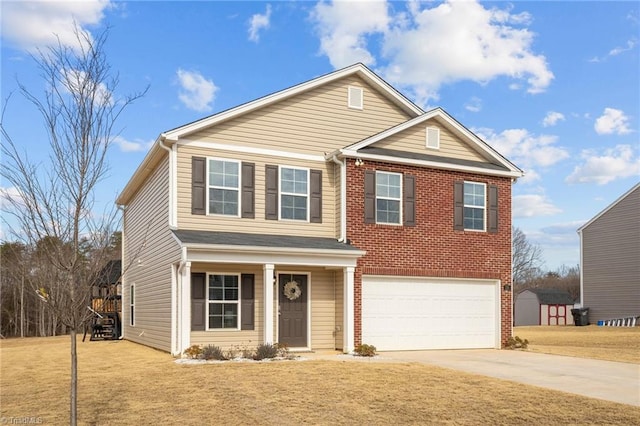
122;158;181;352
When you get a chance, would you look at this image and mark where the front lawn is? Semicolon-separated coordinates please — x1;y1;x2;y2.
2;336;639;425
514;325;640;363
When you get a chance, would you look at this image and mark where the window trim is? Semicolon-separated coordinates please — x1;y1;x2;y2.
375;170;403;225
279;166;310;222
463;181;486;232
207;157;241;217
129;284;135;327
206;273;241;331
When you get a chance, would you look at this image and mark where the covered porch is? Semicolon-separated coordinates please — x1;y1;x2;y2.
170;230;364;356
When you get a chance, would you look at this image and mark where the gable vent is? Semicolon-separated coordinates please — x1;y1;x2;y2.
426;126;440;149
348;86;363;110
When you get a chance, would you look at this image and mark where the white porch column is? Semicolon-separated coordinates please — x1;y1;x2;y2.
343;266;355;353
178;261;192;355
263;263;275;345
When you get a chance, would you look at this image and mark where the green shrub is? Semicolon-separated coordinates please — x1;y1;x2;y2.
253;343;279;360
183;344;203;359
354;343;377;357
505;336;529;349
202;344;227;360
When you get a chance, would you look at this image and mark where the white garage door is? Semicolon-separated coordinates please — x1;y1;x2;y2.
362;276;499;351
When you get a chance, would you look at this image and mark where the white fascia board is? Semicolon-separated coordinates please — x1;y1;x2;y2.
341;149;523;179
345;108;522;175
179;139;327;163
184;244;364;268
162;64;422;140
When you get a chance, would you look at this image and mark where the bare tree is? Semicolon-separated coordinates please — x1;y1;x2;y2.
1;26;146;425
512;227;544;287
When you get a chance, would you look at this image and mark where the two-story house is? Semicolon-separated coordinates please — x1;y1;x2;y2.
116;64;523;355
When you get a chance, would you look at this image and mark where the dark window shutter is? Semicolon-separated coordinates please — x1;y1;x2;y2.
265;165;279;220
403;174;416;227
191;272;206;331
454;181;464;231
241;162;255;219
240;274;255;330
310;169;322;223
364;170;376;224
488;184;498;233
192;157;206;215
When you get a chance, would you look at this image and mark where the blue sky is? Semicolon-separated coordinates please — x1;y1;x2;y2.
1;1;638;271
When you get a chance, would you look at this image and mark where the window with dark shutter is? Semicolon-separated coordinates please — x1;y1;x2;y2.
192;157;206;215
265;165;278;220
453;181;464;231
403;174;416;226
241;162;255;218
488;184;498;233
191;272;206;331
364;170;376;224
240;274;255;330
310;169;322;223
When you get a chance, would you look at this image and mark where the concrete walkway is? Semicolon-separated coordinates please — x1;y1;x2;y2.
307;349;640;407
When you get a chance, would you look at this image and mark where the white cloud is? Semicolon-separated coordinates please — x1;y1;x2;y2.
113;136;154;153
475;127;570;183
0;186;25;210
594;108;632;135
542;111;565;127
464;97;482;113
609;38;637;56
311;1;553;105
0;0;112;51
311;0;389;68
176;69;218;112
513;194;562;218
248;4;272;42
565;145;640;185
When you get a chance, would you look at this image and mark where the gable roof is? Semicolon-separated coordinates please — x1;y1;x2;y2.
117;63;423;205
336;107;523;178
522;288;575;305
577;182;640;233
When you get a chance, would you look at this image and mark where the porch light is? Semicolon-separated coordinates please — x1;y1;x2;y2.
503;284;511;292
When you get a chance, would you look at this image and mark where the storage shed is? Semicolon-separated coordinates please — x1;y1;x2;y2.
515;288;575;326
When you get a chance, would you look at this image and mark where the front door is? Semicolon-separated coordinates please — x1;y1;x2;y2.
278;274;308;348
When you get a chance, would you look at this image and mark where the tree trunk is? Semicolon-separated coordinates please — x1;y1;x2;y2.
20;275;25;338
70;328;77;426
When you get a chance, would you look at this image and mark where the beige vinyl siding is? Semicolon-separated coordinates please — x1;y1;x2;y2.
187;76;410;156
190;264;263;349
582;186;640;322
122;157;181;352
176;144;339;238
373;119;487;162
309;269;337;349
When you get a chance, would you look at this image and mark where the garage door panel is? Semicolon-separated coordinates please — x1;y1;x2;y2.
362;277;498;351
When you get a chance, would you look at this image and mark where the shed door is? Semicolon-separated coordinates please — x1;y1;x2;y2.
362;277;499;351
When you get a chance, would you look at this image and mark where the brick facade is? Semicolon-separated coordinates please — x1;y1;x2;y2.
345;159;513;348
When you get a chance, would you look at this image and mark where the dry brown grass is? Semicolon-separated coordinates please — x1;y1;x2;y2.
514;325;640;364
2;336;640;425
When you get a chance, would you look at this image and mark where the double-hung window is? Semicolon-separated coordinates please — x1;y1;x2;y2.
463;182;486;231
376;171;402;224
208;274;239;329
280;167;308;221
208;159;240;216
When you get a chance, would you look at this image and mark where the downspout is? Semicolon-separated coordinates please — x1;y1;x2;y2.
158;136;176;228
331;155;347;243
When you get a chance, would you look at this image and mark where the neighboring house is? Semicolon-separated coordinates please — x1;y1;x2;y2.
514;288;575;326
116;64;523;355
578;183;640;323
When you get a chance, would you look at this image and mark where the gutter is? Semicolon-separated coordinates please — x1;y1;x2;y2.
330;155;347;243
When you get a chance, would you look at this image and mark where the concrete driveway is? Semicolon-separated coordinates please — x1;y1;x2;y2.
312;349;640;406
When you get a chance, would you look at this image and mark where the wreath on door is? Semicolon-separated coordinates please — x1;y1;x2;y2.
283;281;302;301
